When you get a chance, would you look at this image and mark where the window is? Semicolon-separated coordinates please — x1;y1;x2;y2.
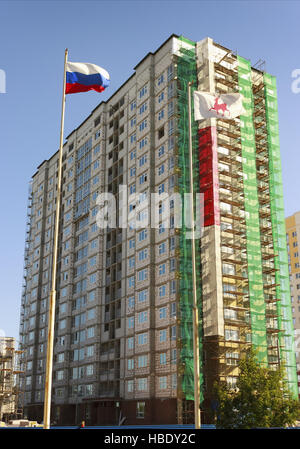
138;269;148;281
159;223;165;234
158;164;165;176
224;308;237;320
138;311;148;324
138;355;147;368
128;359;134;370
158;127;164;139
136;401;145;418
170;258;176;272
170;326;176;340
139;137;148;150
137;378;147;391
159;242;166;255
128;257;135;269
157;74;164;86
159;307;167;319
168;101;174;117
168;81;174;99
87;308;96;320
129;238;135;249
139;85;148;98
87;345;94;357
159;264;166;275
139;119;147;132
138;289;147;303
127;337;134;349
138;248;148;261
171;348;177;364
159;285;166;297
158;92;164;103
158;109;164;121
86;385;93;396
139;173;147;185
128;276;135;288
138;332;148;345
226;352;239;366
88;290;96;302
158;145;165;157
139;101;147;114
227;376;238;388
159;329;167;342
91;239;98;249
128;317;134;329
130;100;136;111
225;329;239;341
55;388;64;398
127;296;135;309
167;64;173;81
170;237;175;251
138;229;147;242
89;273;96;284
168;118;174;135
222;263;235;276
170;303;176;318
94;143;100;154
139;154;147;167
59;319;66;330
87;327;95;338
158;183;165;195
159;376;167;390
127;380;134;392
86;364;94;376
160;353;167;365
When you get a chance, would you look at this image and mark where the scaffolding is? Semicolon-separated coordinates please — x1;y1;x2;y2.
264;73;298;397
172;35;298;422
0;338;24;422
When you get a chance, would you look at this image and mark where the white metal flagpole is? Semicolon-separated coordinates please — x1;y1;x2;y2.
43;48;68;429
187;81;201;429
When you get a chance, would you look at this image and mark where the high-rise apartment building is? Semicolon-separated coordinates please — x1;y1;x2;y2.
285;211;300;396
19;34;298;426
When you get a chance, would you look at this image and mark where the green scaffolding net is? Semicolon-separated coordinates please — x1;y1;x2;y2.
264;73;298;398
237;56;268;365
177;39;204;402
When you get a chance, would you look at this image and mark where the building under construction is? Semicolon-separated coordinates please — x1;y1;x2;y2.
19;34;297;425
0;337;23;422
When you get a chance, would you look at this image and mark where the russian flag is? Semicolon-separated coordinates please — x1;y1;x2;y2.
65;62;110;94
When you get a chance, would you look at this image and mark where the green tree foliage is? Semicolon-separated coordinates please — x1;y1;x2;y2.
214;349;300;428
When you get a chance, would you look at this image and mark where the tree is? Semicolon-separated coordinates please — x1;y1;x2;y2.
214;349;300;429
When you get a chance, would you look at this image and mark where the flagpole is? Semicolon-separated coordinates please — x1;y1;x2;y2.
187;81;201;429
43;48;68;429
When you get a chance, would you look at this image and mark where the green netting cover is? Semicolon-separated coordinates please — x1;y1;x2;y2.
237;56;268;365
177;40;204;402
264;73;298;398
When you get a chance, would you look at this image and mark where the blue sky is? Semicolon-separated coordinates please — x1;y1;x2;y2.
1;0;300;341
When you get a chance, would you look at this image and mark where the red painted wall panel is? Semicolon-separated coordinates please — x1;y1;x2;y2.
198;126;220;227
